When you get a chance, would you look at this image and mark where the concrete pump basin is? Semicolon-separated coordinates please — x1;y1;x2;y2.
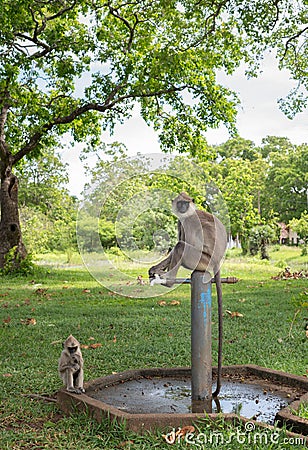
57;365;308;436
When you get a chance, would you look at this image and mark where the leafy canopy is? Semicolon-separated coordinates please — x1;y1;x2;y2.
0;0;307;164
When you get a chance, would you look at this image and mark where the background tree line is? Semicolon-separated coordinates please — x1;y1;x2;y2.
17;135;308;261
0;0;307;271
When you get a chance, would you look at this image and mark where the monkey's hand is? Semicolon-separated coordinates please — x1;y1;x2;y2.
149;274;167;286
149;274;176;288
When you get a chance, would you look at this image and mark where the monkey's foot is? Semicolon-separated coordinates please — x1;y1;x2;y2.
67;387;83;395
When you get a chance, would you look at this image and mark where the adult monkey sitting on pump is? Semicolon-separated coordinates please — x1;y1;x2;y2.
149;192;227;397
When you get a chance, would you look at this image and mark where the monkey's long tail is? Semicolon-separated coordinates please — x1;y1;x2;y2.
212;270;223;398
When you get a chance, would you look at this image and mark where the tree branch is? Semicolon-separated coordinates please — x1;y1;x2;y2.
12;83;188;165
14;1;77;59
281;26;308;62
181;0;228;51
15;32;54;59
30;0;77;37
108;4;140;54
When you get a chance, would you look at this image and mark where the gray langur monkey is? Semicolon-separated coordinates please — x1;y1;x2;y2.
149;192;227;397
58;335;85;394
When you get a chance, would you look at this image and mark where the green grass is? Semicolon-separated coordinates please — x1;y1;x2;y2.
0;246;307;449
291;402;308;420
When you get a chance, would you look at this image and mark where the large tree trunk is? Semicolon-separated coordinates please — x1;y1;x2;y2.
0;168;27;269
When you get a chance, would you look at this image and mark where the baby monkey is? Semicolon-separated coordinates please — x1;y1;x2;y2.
58;335;85;394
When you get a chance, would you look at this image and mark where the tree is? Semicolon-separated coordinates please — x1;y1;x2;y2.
289;212;308;255
211;137;269;216
17;150;69;213
214;159;260;252
213;137;258;161
261;139;308;222
0;0;307;269
248;224;277;260
15;150;78;256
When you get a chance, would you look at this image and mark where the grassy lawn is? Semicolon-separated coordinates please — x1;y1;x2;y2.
0;246;307;449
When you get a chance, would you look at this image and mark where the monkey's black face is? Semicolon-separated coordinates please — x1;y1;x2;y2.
68;346;78;354
177;200;190;214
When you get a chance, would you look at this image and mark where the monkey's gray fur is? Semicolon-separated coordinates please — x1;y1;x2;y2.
58;335;85;394
149;192;227;397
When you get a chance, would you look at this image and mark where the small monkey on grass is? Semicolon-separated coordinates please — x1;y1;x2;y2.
58;335;85;394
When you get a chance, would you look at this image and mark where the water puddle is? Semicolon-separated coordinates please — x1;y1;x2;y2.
89;377;290;424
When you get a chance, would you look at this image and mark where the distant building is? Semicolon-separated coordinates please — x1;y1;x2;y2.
278;223;299;245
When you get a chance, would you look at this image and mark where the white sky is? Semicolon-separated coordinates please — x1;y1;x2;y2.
61;55;308;197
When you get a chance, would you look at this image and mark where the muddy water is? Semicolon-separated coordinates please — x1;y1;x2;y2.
89;377;289;424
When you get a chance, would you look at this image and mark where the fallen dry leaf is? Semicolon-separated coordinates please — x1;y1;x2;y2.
20;318;37;325
82;289;91;293
34;288;48;295
2;373;12;377
163;426;195;444
137;275;145;285
162;430;176;444
271;268;308;280
158;300;167;306
89;343;102;349
176;426;195;438
169;300;180;306
3;316;11;324
81;344;89;349
226;310;243;318
112;335;117;343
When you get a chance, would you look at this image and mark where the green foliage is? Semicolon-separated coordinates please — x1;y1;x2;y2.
106;246;126;258
261;140;308;222
289;211;308;255
20;206;53;254
249;225;277;259
1;0;307;271
99;218;117;248
16;150;78;256
1;246;34;275
81;139;308;258
0;1;307;161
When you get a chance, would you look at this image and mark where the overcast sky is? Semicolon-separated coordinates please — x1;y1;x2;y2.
61;54;308;197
